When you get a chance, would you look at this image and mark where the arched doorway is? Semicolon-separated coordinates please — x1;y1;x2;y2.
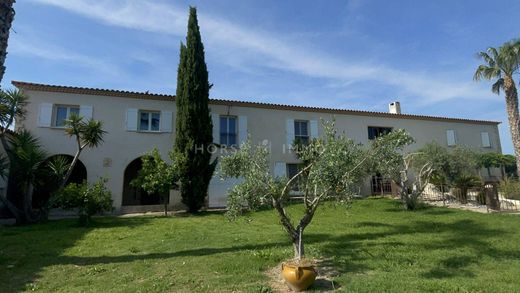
122;157;169;206
33;155;87;208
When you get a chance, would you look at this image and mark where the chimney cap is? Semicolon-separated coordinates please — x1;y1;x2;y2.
389;101;401;114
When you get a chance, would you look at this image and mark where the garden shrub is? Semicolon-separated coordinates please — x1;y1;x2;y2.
52;178;113;225
499;177;520;200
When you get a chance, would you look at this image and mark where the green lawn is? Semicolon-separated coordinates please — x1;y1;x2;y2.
1;198;520;292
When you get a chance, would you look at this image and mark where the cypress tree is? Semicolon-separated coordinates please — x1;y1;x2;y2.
174;7;216;213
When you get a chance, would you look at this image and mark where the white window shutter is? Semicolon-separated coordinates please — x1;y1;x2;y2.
286;119;295;147
38;103;53;127
126;109;138;131
481;132;491;147
310;120;318;139
212;113;220;144
446;130;456;146
79;105;93;120
160;111;173;133
238;115;248;146
274;162;286;178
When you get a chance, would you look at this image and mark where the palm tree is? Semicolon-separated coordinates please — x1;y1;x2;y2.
0;88;29;223
474;39;520;177
7;130;48;222
0;0;16;85
61;113;106;186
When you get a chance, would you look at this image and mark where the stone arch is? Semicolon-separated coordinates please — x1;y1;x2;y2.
122;157;169;206
33;154;87;208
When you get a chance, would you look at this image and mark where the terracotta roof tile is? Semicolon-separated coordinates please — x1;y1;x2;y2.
12;80;500;125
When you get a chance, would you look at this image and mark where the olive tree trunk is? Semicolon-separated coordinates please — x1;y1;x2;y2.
503;75;520;178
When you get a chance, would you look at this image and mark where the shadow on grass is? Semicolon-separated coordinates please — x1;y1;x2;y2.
0;216;156;293
173;210;227;217
311;214;517;280
55;242;290;266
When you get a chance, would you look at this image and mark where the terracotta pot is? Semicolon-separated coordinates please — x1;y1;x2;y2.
281;262;317;292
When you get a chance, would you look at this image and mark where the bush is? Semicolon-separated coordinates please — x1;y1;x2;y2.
499;177;520;200
52;178;113;225
452;175;481;204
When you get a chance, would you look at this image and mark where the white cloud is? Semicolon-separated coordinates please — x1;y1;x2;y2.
8;36;119;76
28;0;493;104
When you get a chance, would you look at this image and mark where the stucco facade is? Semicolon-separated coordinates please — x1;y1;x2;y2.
12;81;502;212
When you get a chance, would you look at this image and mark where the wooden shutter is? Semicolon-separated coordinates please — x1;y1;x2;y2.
238;115;248;146
38;103;53;127
212;113;220;144
310;120;318;139
126;109;138;131
446;130;456;146
481;132;491;147
286;119;294;147
79;105;93;120
160;111;173;132
274;162;286;178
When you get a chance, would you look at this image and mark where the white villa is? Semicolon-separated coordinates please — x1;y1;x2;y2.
8;81;502;213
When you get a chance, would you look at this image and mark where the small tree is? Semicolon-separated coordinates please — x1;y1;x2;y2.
60;113;105;187
5;130;48;223
174;7;217;213
407;142;480;204
131;148;178;216
220;121;413;259
52;178;113;226
0;89;34;223
372;136;438;210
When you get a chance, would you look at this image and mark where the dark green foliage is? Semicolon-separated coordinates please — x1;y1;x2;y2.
52;178;113;226
503;154;518;178
452;175;482;204
174;7;216;213
131;148;179;216
412;142;478;187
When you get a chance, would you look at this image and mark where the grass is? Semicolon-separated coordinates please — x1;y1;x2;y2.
2;198;520;292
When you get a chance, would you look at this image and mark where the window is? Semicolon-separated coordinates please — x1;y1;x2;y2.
139;111;160;131
446;129;456;146
368;126;392;140
294;120;309;144
54;105;79;127
286;163;304;191
481;132;491;148
220;116;237;147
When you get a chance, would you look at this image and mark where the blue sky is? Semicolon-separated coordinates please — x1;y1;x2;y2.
3;0;520;153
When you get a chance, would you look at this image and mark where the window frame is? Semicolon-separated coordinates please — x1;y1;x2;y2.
367;126;393;140
138;110;161;132
53;104;80;128
294;120;310;145
220;115;238;147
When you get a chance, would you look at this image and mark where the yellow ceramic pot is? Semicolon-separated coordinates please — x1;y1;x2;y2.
281;262;317;292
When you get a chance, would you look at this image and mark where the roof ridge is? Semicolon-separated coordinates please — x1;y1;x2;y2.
11;80;500;125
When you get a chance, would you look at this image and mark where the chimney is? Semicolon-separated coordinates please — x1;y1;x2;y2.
389;101;401;114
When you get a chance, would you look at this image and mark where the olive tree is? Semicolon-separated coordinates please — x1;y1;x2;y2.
220;121;413;259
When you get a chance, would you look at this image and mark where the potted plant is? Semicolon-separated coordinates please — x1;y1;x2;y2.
281;227;317;291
